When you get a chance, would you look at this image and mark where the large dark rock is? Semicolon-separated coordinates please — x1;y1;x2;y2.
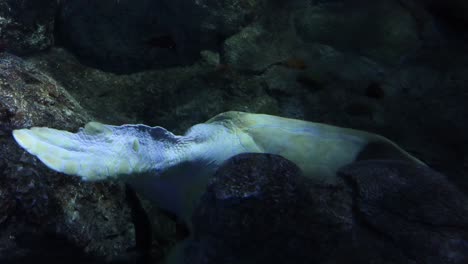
339;160;468;264
187;154;468;264
56;0;260;73
188;153;317;264
294;0;421;65
0;0;57;55
56;0;177;73
0;53;138;263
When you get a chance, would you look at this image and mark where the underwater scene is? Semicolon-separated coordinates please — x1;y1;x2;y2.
1;0;468;263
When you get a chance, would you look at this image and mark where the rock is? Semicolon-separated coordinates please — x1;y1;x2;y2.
293;0;421;65
188;153;318;264
223;0;420;71
338;160;468;264
56;0;259;73
0;53;138;262
0;53;90;131
56;0;178;73
222;23;300;72
199;50;220;67
263;66;303;95
186;154;468;264
0;0;57;55
26;48;279;134
378;64;468;192
224;28;386;95
184;0;260;38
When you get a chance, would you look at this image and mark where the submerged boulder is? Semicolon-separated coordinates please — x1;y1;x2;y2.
0;53;138;263
338;160;468;264
56;0;260;73
188;153;316;264
0;0;57;55
293;0;421;65
187;154;468;264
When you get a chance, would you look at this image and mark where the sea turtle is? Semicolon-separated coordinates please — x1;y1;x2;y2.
12;111;424;222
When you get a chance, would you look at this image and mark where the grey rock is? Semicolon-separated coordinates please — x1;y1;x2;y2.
0;53;137;262
0;0;57;55
186;154;468;264
0;52;90;131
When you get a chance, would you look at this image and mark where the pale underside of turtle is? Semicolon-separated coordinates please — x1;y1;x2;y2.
13;111;424;222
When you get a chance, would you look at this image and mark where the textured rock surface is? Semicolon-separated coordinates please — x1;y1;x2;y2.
223;0;420;72
56;0;260;73
0;53;138;263
56;0;177;73
186;154;468;264
223;23;301;73
339;160;468;264
0;53;90;131
294;0;421;65
26;48;279;134
188;153;316;264
0;0;57;55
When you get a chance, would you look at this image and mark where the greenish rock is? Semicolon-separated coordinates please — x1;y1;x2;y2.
223;23;300;72
261;66;307;118
192;0;262;36
199;50;220;66
263;66;303;94
293;0;420;65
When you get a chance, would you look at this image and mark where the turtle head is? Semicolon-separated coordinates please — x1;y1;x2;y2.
13;122;177;181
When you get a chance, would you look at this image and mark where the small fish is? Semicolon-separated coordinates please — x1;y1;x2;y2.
281;58;307;70
145;35;177;49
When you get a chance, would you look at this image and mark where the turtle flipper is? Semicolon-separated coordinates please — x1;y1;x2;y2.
12;122;155;181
